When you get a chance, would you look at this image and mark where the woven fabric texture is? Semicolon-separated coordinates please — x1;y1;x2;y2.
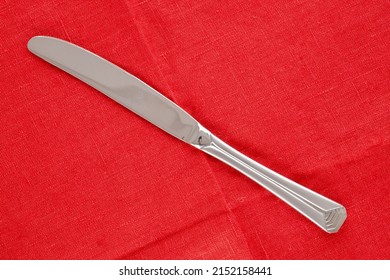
1;0;390;259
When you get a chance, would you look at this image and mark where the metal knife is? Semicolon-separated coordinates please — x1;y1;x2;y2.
27;36;347;233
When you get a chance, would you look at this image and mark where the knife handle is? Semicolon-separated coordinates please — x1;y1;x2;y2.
198;133;346;233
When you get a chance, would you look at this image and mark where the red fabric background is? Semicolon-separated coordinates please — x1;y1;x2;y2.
1;0;390;259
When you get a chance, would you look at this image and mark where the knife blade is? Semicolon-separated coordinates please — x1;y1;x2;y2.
27;36;346;233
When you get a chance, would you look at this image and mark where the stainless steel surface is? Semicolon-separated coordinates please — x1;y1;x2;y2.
27;36;201;144
197;133;347;233
28;36;347;233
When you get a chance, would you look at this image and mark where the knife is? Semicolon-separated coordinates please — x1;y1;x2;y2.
27;36;346;233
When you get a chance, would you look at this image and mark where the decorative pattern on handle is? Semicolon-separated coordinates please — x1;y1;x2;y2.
324;207;347;233
194;129;347;233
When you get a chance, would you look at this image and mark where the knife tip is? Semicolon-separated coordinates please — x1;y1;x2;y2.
27;36;42;52
27;36;54;53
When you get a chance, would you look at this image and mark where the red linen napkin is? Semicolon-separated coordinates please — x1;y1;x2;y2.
1;0;389;259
